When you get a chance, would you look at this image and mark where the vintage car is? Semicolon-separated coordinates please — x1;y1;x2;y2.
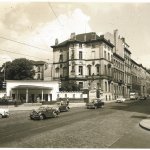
0;108;9;118
56;101;70;112
30;106;60;120
139;96;147;100
116;96;126;103
86;99;104;109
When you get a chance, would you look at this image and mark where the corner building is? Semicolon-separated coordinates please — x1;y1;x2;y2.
51;32;114;101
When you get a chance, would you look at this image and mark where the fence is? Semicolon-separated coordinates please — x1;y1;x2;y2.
57;91;88;102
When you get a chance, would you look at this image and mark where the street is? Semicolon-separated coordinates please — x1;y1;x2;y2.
0;99;150;148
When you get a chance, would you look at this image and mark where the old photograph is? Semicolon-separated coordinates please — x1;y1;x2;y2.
0;1;150;148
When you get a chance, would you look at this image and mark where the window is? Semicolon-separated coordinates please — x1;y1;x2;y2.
71;66;75;72
59;54;63;62
105;65;107;75
38;73;40;79
88;66;91;76
96;66;99;75
79;43;82;48
79;66;83;75
56;67;59;73
104;51;106;59
105;81;107;92
79;51;82;60
38;66;40;72
108;53;110;61
79;82;83;89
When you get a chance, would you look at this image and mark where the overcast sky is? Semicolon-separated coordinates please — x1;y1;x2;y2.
0;2;150;68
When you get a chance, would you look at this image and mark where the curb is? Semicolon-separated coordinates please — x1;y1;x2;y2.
139;119;150;131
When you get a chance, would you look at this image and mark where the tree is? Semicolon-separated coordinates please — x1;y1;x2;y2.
2;58;35;80
60;81;80;91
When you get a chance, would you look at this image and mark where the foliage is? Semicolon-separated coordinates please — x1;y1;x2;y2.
60;81;81;91
2;58;35;80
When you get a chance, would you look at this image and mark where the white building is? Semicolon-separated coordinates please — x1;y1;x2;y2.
6;80;59;102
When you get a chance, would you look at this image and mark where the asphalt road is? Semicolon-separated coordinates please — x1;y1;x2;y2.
0;99;150;148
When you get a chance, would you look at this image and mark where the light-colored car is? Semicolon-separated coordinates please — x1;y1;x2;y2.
116;96;126;103
0;108;9;118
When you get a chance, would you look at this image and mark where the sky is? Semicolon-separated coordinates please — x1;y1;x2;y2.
0;2;150;68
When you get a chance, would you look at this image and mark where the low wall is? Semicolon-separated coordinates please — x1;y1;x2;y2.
57;91;88;99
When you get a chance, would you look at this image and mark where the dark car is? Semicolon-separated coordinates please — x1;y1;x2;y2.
57;101;70;112
139;96;147;100
86;99;104;109
30;106;60;120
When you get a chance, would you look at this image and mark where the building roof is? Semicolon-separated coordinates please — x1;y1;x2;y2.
51;32;114;48
124;47;131;54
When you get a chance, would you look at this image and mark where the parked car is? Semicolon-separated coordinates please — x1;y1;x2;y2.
139;96;147;100
56;101;70;112
30;106;60;120
0;108;9;118
116;96;126;103
86;99;104;109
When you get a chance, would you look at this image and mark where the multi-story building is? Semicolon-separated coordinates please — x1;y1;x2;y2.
52;32;114;101
51;31;150;101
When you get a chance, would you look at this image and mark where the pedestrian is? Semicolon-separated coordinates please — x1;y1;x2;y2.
66;98;69;106
66;98;70;109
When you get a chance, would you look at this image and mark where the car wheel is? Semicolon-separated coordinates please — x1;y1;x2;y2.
0;114;2;119
66;107;69;111
39;114;44;120
53;111;58;118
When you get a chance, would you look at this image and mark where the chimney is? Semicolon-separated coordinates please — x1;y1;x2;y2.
121;37;125;43
70;33;76;40
114;29;118;52
55;38;59;45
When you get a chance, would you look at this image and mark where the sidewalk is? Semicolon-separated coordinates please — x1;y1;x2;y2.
139;117;150;131
0;102;86;111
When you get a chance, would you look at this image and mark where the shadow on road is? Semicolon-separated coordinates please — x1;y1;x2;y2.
108;99;150;115
131;115;148;119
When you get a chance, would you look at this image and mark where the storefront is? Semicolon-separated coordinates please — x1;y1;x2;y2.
6;80;59;102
